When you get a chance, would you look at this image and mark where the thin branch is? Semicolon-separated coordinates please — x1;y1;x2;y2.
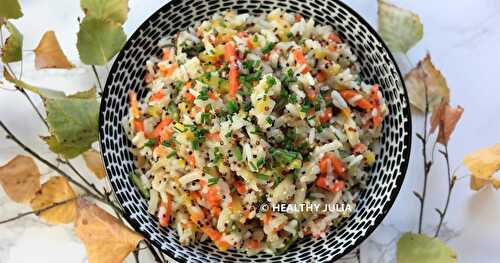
435;144;456;237
0;195;83;224
417;76;432;234
144;240;165;263
133;249;140;263
17;88;49;128
91;65;103;93
0;121;102;201
59;158;104;199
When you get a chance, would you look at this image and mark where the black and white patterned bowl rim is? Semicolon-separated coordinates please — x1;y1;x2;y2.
99;0;412;262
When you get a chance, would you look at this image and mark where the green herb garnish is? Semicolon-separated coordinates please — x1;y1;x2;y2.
261;42;275;53
227;100;239;114
235;146;243;161
208;177;219;186
256;173;269;181
129;172;150;199
144;139;156;148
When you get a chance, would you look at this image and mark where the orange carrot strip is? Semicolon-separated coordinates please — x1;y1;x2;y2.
150;117;173;138
162;48;171;61
128;90;140;119
319;107;333;124
228;61;239;97
247;240;261;250
234;180;246;194
150;90;166;102
184;91;196;102
159;195;172;227
186;154;196;168
133;119;144;132
206;132;221;141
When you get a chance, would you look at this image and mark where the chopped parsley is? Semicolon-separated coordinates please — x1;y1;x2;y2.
201;112;211;125
256;173;269;181
197;86;209;101
271;148;302;165
261;42;275;53
227;100;239;114
144;139;156;148
235;146;243;161
166;151;177;158
213;147;223;163
266;116;273;124
207;177;219;186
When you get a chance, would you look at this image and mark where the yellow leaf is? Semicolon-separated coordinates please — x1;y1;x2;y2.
464;144;500;191
378;0;424;54
0;155;41;203
30;176;77;224
429;97;463;145
34;31;74;69
82;149;106;179
75;199;144;263
404;53;450;112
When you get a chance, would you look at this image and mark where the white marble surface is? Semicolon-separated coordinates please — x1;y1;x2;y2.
1;0;500;262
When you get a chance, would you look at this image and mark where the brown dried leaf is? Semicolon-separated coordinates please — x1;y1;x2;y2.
430;97;463;145
30;176;77;224
34;31;74;69
75;199;144;263
404;53;450;112
464;144;500;191
82;149;106;179
0;155;41;203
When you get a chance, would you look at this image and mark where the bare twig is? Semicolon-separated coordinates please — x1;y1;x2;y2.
91;65;103;93
144;240;165;263
435;144;457;237
0;195;83;224
133;249;140;263
0;121;103;201
416;73;433;234
58;158;105;199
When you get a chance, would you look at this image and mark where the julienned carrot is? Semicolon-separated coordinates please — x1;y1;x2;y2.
133;119;144;132
228;61;239;97
201;226;231;251
224;41;236;63
159;128;174;143
246;239;261;250
150;90;166;101
234;180;246;194
159;63;177;77
319;107;333;124
206;131;221;141
263;209;272;224
158;195;172;227
352;143;366;155
184;90;196;102
293;49;310;73
315;176;345;193
225;41;240;97
319;153;346;178
328;33;341;43
162;48;171;61
208;90;218;100
128;90;140;119
305;87;316;100
340;90;373;111
186;154;196;168
150;117;173;138
205;185;221;207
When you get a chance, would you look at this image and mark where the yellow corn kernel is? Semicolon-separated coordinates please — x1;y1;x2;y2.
289;159;302;169
327;63;342;76
146;105;162;117
314;50;328;60
364;150;375;166
178;102;189;114
177;159;186;168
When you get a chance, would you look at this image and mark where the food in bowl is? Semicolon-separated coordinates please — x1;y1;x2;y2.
124;9;388;255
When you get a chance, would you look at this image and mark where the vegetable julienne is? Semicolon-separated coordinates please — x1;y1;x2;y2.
125;9;388;255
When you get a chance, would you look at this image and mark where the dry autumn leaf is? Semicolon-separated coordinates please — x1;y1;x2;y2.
30;176;77;224
404;53;450;112
430;97;464;145
0;155;41;203
82;149;106;179
378;0;423;54
464;144;500;191
34;31;74;69
75;199;143;263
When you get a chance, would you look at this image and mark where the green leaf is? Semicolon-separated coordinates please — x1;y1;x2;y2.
81;0;129;25
76;17;126;65
0;0;23;19
1;21;23;63
397;232;457;263
44;88;99;159
378;0;423;53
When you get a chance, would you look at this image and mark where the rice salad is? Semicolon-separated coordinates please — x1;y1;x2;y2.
125;9;387;255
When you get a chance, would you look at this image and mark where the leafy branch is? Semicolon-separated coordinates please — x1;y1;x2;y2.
434;145;457;237
0;195;83;224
